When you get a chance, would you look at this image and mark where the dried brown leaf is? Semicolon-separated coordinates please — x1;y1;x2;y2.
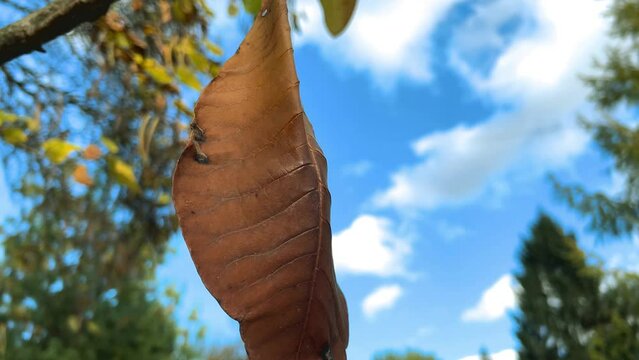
172;0;349;359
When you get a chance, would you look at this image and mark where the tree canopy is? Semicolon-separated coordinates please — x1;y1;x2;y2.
515;214;639;359
554;0;639;238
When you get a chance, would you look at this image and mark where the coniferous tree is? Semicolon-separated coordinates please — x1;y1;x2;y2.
588;272;639;360
515;214;603;360
554;0;639;237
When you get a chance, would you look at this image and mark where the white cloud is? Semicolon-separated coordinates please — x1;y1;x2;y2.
294;0;460;86
341;160;373;177
462;274;516;322
459;348;518;360
374;0;609;211
362;284;403;318
333;215;411;277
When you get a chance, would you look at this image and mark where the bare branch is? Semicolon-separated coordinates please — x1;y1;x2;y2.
0;0;118;65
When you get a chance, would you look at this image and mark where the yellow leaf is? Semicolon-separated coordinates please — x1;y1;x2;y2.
204;40;223;57
0;110;19;125
174;100;194;117
157;193;171;205
176;65;201;90
73;165;93;186
113;32;130;49
1;128;27;145
101;137;119;154
42;139;79;164
25;117;39;131
143;58;173;85
67;316;81;333
108;158;140;193
87;321;101;335
83;144;102;160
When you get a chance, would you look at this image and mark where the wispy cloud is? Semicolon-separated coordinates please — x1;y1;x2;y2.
462;274;517;323
294;0;461;87
362;284;403;318
333;215;412;277
374;0;609;211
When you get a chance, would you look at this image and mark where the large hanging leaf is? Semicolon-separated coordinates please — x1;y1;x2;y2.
319;0;356;36
172;0;349;359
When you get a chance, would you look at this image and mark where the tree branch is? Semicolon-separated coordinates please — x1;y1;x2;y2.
0;0;118;65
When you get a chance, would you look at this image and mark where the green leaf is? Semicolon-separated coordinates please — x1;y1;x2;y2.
1;128;27;145
320;0;356;36
108;157;140;193
42;139;79;164
242;0;261;14
176;65;202;90
228;2;239;16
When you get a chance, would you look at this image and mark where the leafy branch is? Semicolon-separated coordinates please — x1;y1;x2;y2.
0;0;118;65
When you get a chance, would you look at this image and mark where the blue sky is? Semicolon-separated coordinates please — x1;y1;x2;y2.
3;0;639;359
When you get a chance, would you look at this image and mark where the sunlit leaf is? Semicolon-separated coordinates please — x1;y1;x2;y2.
159;0;172;23
176;65;201;90
144;60;173;85
25;117;39;131
113;32;131;49
204;40;223;57
87;321;101;335
1;128;27;145
133;55;173;85
157;193;171;205
174;100;194;117
73;165;94;186
67;316;81;333
101;137;119;153
0;110;19;125
107;157;140;193
320;0;356;36
42;139;79;164
83;144;102;160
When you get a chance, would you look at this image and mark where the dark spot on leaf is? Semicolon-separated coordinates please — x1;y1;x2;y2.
194;152;209;164
322;344;333;360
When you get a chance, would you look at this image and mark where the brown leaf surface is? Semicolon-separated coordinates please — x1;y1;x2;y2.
171;0;349;359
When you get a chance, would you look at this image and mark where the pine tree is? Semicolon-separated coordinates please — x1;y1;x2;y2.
588;272;639;360
554;0;639;237
515;214;603;360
